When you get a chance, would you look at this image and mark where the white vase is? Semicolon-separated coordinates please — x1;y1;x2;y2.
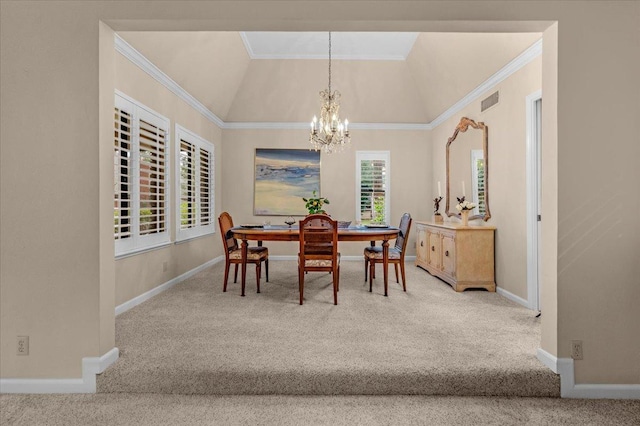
460;210;470;226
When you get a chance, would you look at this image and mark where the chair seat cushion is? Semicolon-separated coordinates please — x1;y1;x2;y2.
363;246;402;260
229;246;268;260
299;253;341;268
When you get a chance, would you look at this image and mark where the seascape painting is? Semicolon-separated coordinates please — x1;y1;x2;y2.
254;149;321;216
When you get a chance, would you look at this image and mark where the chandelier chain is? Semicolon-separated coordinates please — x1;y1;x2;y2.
328;32;332;94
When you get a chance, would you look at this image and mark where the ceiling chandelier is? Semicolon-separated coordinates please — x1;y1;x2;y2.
310;32;350;154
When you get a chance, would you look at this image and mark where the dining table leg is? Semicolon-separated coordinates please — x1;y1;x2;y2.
382;238;389;297
241;239;248;297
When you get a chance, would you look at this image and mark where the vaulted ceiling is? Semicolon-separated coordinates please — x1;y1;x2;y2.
117;31;541;124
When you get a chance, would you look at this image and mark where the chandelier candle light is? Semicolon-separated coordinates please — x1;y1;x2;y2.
310;32;351;153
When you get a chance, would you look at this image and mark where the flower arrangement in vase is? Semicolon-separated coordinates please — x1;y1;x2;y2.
455;196;476;226
302;190;330;215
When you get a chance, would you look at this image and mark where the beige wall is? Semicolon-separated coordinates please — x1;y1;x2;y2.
114;53;223;306
407;32;542;122
117;31;251;120
431;57;542;302
1;1;639;386
226;59;428;123
221;129;431;257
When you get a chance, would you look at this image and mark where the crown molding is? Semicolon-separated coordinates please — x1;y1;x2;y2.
223;122;430;131
430;39;543;129
115;34;541;132
114;34;225;128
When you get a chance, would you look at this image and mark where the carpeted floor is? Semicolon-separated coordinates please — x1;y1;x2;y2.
97;260;559;396
4;260;640;425
1;394;639;425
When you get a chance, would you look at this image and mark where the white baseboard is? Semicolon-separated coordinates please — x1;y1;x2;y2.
0;347;119;394
496;286;530;309
537;347;640;399
115;256;223;316
536;348;559;373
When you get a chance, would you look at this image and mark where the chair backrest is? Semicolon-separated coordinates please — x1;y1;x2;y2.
299;214;338;261
218;212;238;255
394;213;412;253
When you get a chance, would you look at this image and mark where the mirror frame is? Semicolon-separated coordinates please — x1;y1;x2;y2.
445;117;491;222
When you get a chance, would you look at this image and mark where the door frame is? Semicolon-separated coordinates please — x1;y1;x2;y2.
526;90;542;311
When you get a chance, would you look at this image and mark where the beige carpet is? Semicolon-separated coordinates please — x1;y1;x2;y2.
2;394;640;425
97;260;559;396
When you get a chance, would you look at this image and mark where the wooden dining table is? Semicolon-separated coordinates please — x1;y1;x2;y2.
230;225;401;298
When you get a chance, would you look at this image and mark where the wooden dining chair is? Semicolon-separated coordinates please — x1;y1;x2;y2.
218;212;269;293
298;214;340;305
364;213;412;292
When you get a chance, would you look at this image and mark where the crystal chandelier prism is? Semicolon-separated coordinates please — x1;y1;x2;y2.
310;32;350;154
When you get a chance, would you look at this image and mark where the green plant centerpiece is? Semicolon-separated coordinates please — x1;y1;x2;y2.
303;190;330;215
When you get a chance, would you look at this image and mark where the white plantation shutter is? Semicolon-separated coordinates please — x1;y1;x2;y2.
471;149;486;216
180;139;196;229
114;93;170;256
356;151;390;224
199;147;212;226
138;118;167;236
114;107;133;243
176;125;215;240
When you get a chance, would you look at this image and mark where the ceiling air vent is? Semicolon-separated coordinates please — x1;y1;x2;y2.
481;91;499;112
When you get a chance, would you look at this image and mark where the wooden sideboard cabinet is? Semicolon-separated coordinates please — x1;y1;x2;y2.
415;221;496;292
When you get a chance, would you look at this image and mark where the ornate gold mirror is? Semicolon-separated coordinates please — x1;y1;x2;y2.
445;117;491;222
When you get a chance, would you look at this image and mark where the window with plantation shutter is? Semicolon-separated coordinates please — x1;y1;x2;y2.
114;92;170;256
176;125;215;241
356;151;390;224
471;149;486;216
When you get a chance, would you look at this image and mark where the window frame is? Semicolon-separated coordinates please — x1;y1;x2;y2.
114;91;171;257
175;124;215;241
355;151;391;224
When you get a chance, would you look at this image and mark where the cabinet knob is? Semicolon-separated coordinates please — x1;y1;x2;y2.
420;241;424;247
431;246;435;251
445;250;449;257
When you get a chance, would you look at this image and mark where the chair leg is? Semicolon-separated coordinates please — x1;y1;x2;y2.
265;259;269;282
400;260;407;292
256;263;261;293
394;263;399;284
223;261;230;292
298;265;305;305
332;267;339;305
233;264;239;283
369;262;374;292
337;265;340;292
364;257;368;282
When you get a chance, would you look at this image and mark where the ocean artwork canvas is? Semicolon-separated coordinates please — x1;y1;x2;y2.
254;148;321;216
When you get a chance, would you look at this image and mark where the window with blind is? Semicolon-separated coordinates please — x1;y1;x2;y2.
114;93;170;256
176;125;215;241
356;151;390;224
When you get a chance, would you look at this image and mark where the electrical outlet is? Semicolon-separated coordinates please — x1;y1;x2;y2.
163;261;168;272
17;336;29;356
571;340;583;360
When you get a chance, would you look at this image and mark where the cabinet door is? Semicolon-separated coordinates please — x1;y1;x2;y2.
426;229;441;269
416;226;428;265
441;232;456;277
